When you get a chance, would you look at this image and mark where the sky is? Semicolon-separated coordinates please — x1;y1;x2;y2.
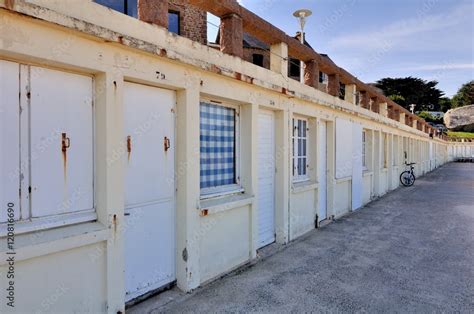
208;0;473;97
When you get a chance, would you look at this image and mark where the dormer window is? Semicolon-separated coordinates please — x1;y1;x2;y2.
252;54;264;67
168;11;180;35
289;58;301;79
339;83;346;100
94;0;137;18
319;71;328;84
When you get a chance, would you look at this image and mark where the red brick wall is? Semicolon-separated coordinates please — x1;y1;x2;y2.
169;0;207;45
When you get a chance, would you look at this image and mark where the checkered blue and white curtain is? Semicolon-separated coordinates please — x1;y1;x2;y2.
200;102;236;189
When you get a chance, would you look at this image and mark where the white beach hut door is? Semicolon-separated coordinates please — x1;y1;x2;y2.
318;121;327;221
257;109;276;248
351;123;363;211
429;142;433;170
29;67;94;217
123;82;176;302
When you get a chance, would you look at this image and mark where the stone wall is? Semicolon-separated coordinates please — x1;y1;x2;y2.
169;0;207;44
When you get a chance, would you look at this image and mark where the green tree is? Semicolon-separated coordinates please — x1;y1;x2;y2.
417;111;443;123
388;94;405;104
451;80;474;108
375;77;445;111
439;97;452;112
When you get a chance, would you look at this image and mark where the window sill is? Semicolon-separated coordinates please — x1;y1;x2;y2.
335;176;351;184
0;221;109;265
200;185;244;201
0;210;97;237
292;181;318;194
198;193;254;216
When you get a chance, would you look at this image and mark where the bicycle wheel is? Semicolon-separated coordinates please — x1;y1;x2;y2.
400;171;415;186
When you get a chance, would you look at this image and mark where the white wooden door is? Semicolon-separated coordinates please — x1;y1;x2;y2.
335;118;353;179
123;82;176;302
429;142;433;170
318;121;327;221
257;109;275;248
0;60;20;222
29;67;94;217
352;123;363;211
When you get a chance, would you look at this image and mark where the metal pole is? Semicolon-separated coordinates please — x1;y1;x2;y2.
293;9;312;84
300;30;304;83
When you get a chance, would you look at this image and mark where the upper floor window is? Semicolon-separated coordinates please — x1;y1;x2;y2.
355;91;361;106
289;58;301;79
252;54;264;67
319;71;328;85
95;0;137;18
168;11;180;34
339;83;346;100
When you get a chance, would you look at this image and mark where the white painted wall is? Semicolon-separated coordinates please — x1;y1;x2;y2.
199;205;251;283
362;173;373;205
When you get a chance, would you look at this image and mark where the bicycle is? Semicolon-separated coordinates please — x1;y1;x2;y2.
400;162;416;186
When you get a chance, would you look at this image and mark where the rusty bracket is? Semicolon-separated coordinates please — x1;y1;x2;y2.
127;136;132;153
61;133;70;152
164;136;170;152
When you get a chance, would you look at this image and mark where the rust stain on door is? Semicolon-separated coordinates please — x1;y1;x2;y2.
127;135;132;161
61;132;70;182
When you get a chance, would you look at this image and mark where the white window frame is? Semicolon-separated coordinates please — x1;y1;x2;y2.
199;99;242;199
362;130;367;170
0;63;96;236
292;116;310;183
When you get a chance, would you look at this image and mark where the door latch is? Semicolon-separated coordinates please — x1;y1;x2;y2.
164;136;170;152
127;135;132;153
61;133;71;152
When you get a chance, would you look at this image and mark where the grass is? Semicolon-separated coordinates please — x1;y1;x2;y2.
447;131;474;139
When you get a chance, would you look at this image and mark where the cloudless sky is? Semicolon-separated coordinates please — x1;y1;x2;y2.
208;0;473;97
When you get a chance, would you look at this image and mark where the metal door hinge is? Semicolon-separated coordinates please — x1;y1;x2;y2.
164;136;171;152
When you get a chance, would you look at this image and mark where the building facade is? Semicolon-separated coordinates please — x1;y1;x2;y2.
0;1;473;313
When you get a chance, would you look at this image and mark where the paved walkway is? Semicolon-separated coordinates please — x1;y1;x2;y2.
131;163;474;313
